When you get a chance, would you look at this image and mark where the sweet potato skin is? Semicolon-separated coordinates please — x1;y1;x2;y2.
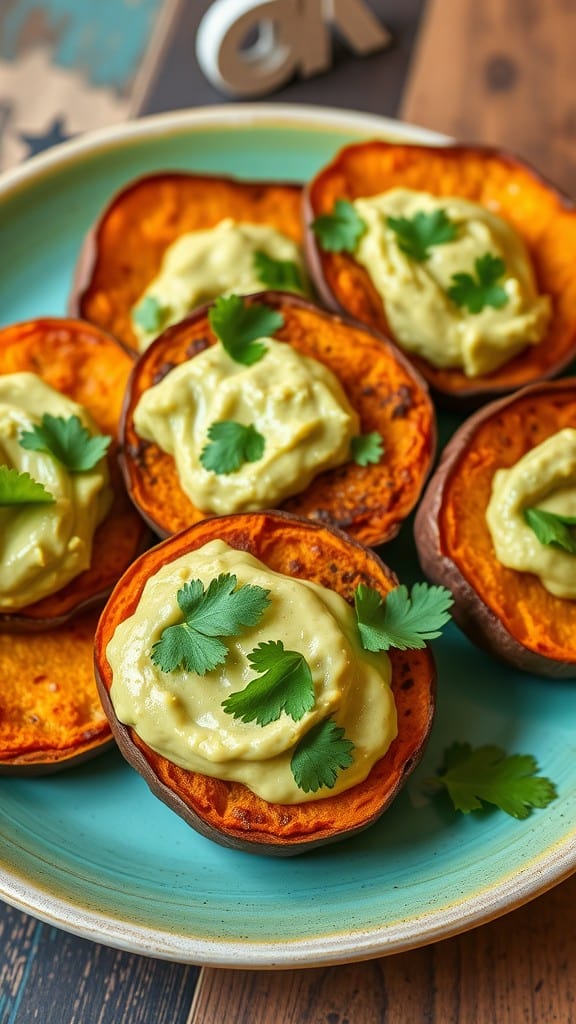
0;318;149;631
415;379;576;677
120;291;436;548
94;511;437;856
69;172;304;351
304;141;576;408
0;318;149;773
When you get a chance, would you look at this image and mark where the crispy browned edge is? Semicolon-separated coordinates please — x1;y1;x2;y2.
303;140;576;411
117;289;437;545
68;170;303;323
94;510;437;856
414;378;576;678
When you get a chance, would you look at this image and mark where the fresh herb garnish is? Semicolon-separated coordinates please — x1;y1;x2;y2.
253;250;304;292
200;421;265;475
133;295;170;334
524;507;576;554
426;743;558;819
354;582;453;652
222;640;314;725
290;718;355;793
151;574;271;676
350;432;384;467
19;414;111;472
386;208;457;262
0;466;55;506
311;199;367;253
447;253;508;314
208;294;284;365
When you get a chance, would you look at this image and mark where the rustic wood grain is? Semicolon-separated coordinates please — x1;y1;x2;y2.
401;0;576;196
0;905;199;1024
189;873;576;1024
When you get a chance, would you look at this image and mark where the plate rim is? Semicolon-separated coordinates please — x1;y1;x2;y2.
0;102;574;967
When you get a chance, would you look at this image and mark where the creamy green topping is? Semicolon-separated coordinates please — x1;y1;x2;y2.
0;373;112;609
133;338;359;514
352;189;551;377
107;540;397;804
486;429;576;598
132;219;309;351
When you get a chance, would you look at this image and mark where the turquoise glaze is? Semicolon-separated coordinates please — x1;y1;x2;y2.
0;107;574;966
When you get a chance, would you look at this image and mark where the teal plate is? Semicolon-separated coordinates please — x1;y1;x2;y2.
0;106;574;967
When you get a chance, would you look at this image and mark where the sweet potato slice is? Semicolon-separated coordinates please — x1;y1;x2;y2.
415;379;576;677
0;319;150;773
69;172;304;352
120;292;436;547
305;141;576;407
95;510;436;855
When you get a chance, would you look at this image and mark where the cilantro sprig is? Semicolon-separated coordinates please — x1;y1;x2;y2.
447;253;508;314
350;432;384;467
524;507;576;554
200;421;265;475
19;414;111;472
222;640;314;725
253;251;304;292
133;295;170;334
151;574;271;676
386;208;457;262
426;743;557;819
209;295;284;365
291;718;355;794
0;466;55;506
312;199;367;253
354;582;453;652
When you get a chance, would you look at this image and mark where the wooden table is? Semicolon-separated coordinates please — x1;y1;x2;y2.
1;1;575;1021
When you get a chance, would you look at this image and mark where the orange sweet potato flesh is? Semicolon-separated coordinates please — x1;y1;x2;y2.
305;141;576;406
0;318;149;773
95;511;436;855
69;172;304;352
121;292;436;547
415;379;576;677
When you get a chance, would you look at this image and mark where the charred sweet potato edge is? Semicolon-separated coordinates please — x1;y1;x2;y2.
120;291;436;548
415;378;576;677
94;510;436;855
0;318;149;631
69;171;305;352
0;318;151;774
304;141;576;407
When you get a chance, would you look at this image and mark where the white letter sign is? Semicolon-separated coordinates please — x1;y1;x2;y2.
196;0;391;98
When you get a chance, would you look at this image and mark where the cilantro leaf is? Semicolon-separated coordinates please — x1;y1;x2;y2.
19;414;111;472
209;295;284;365
253;250;304;292
427;743;558;819
524;507;576;555
151;573;271;675
290;718;355;793
350;432;384;467
200;421;265;475
386;208;457;262
312;199;367;253
133;295;170;334
447;253;508;314
354;582;453;652
0;466;55;506
222;640;314;725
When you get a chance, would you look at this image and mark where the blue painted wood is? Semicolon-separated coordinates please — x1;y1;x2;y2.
0;0;164;90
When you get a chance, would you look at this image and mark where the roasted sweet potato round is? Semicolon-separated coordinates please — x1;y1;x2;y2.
415;379;576;677
120;291;436;547
95;510;436;855
69;171;304;352
304;141;576;407
0;318;149;773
